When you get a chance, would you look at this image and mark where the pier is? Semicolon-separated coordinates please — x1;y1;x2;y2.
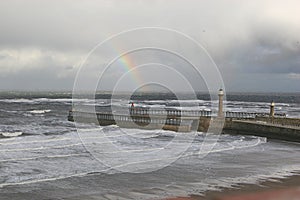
68;89;300;142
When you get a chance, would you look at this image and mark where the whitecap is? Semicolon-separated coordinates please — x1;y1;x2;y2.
1;131;23;137
28;109;51;114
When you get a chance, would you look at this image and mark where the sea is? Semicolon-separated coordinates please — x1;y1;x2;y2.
0;91;299;200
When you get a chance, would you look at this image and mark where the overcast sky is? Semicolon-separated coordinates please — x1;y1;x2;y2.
0;0;299;92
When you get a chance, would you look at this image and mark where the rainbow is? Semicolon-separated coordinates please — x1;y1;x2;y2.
117;54;143;86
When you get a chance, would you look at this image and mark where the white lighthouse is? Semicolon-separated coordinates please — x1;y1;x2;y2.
270;101;275;118
218;88;224;117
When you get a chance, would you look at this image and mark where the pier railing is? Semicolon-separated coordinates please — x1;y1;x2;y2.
70;108;286;121
68;108;294;130
126;108;286;118
253;116;300;128
225;111;286;119
129;108;212;117
70;110;191;126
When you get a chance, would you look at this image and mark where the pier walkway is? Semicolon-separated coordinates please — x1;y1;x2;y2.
69;108;287;127
68;89;299;142
68;107;300;142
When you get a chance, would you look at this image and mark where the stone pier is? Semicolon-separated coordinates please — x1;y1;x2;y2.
68;90;300;142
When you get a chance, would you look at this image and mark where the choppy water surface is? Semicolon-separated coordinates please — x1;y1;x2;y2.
0;92;299;199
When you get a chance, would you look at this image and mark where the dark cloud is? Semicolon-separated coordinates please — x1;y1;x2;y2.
0;0;299;92
225;37;300;74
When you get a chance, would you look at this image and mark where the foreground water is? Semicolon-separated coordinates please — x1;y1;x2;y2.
0;92;299;199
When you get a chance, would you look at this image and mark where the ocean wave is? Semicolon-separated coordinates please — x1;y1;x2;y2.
0;143;83;152
0;172;91;188
0;131;23;137
28;109;51;114
0;98;94;104
0;109;18;113
0;137;72;146
228;136;267;149
0;153;88;163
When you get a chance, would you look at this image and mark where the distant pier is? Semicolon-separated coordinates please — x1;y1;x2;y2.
68;89;300;142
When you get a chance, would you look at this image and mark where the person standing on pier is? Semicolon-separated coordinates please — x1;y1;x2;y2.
130;102;135;114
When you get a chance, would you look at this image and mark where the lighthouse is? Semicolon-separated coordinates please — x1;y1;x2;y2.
218;88;224;117
270;101;275;118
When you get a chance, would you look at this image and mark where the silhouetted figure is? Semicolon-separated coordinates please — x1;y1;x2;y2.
130;102;135;114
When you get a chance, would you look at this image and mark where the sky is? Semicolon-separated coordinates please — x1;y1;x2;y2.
0;0;299;92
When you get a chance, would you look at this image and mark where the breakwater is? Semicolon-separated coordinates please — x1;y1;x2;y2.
223;119;300;142
68;108;300;142
68;89;300;142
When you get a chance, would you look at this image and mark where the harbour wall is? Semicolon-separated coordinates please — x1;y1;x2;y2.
69;111;300;142
223;119;300;142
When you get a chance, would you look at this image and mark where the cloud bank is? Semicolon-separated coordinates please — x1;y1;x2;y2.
0;0;299;92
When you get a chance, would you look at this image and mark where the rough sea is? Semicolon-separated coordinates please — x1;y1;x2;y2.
0;91;299;199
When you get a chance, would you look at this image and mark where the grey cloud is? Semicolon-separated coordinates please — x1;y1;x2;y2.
0;0;299;92
0;61;76;90
225;39;300;74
